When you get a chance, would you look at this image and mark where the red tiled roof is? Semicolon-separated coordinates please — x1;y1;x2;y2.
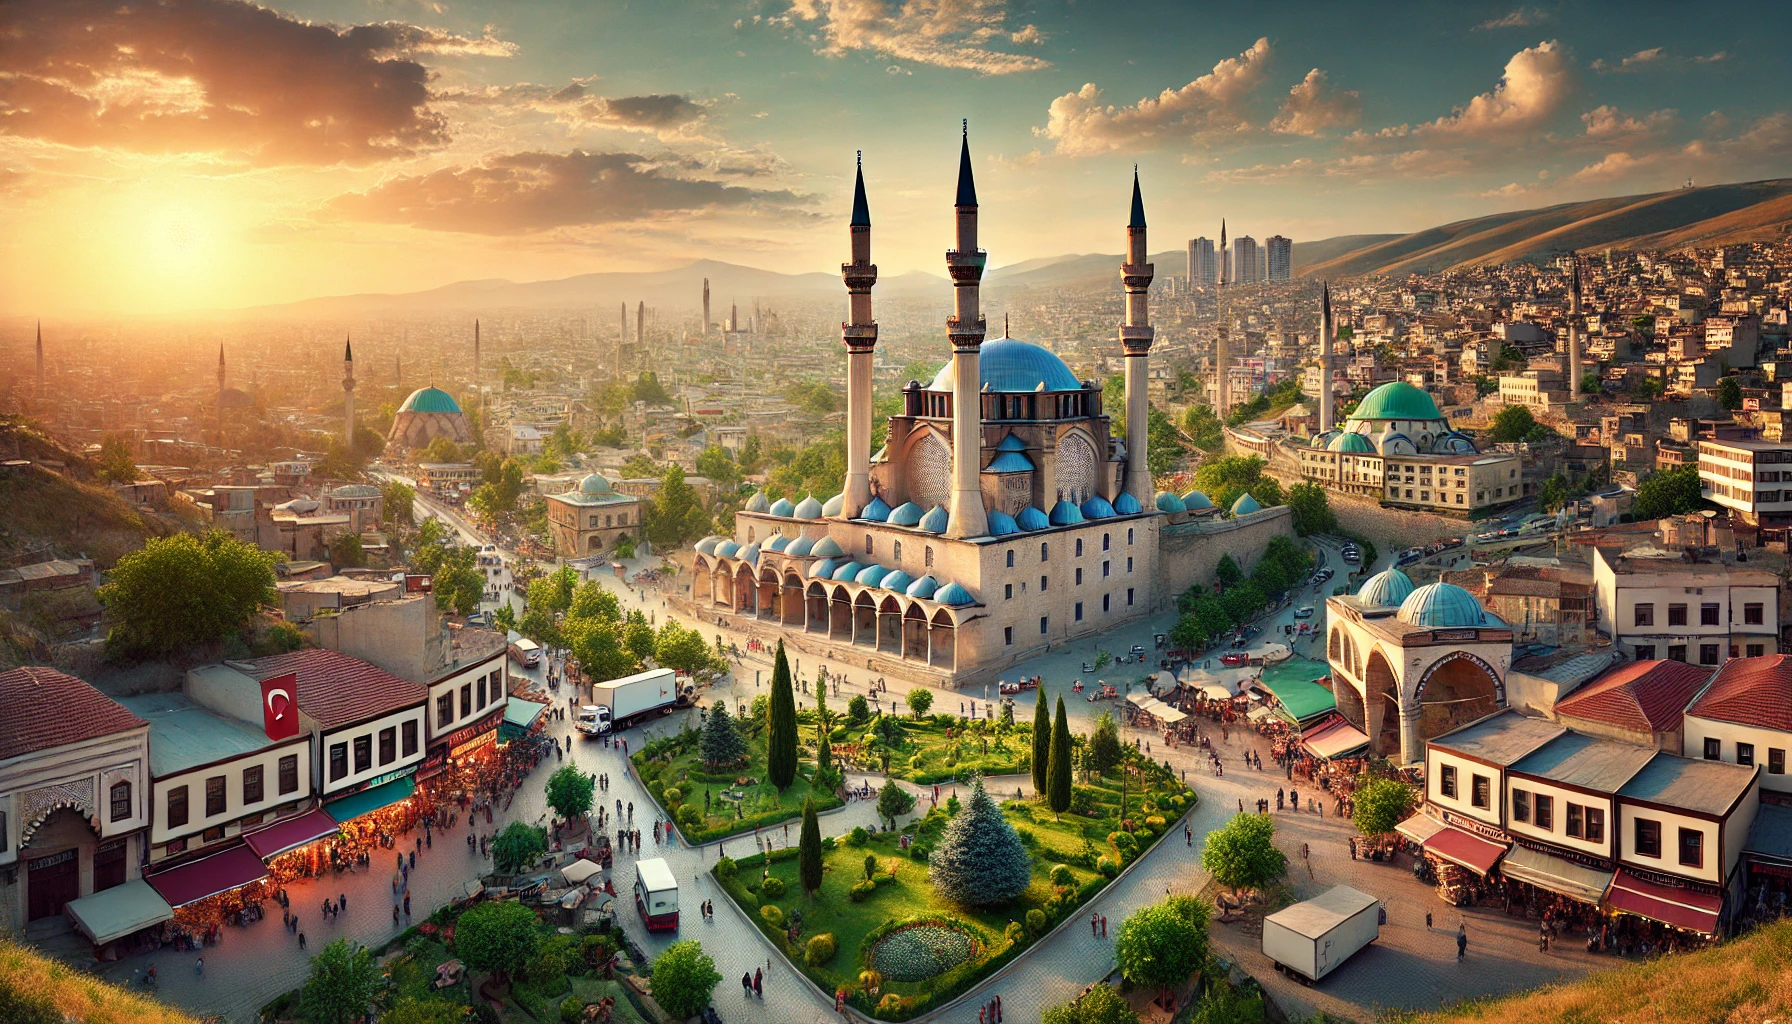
244;649;426;729
0;667;146;760
1557;660;1712;734
1684;654;1792;733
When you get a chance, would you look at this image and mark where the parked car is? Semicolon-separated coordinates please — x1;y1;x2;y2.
1294;606;1315;619
1221;652;1249;666
1340;544;1361;563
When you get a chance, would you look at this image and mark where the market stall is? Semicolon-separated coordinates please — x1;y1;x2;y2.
64;880;173;950
242;809;341;860
1604;868;1723;937
1419;824;1509;906
145;845;269;908
1298;713;1370;761
500;695;548;742
1499;844;1614;907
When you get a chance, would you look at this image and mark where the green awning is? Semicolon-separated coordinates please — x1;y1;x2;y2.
1256;657;1336;723
500;696;546;739
65;880;173;945
324;775;416;823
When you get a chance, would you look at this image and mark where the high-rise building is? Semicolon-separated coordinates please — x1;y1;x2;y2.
1187;237;1216;287
1266;235;1292;283
1233;235;1260;286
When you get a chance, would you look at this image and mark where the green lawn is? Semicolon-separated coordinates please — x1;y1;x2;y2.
633;719;842;843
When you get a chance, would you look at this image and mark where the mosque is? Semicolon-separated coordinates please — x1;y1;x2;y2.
388;385;473;450
690;131;1295;684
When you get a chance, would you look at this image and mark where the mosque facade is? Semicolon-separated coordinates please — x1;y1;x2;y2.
388;386;473;450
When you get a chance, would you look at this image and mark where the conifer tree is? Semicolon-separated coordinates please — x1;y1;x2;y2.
699;699;746;770
798;796;824;895
1031;692;1051;800
1048;695;1073;816
767;641;798;788
928;776;1031;906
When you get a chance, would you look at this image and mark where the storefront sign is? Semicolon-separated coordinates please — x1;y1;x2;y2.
445;709;504;751
451;729;497;759
331;763;419;799
1749;860;1792;880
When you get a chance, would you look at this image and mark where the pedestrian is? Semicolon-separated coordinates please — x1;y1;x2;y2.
393;904;400;926
404;893;412;916
742;973;753;996
196;957;204;976
1186;825;1193;846
753;968;763;997
1426;910;1433;929
339;893;347;912
1101;915;1108;938
1456;921;1467;961
996;994;1003;1022
980;1006;987;1024
1091;913;1098;936
298;933;306;950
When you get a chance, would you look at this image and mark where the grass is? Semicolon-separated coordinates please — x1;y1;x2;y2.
0;940;198;1024
838;714;1031;785
634;719;843;843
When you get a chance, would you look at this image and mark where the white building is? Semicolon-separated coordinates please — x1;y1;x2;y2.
1698;438;1792;532
1233;236;1260;286
1187;237;1216;287
1592;546;1781;667
1683;655;1792;797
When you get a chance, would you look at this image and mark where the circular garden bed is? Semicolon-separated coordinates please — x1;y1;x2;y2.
867;923;977;983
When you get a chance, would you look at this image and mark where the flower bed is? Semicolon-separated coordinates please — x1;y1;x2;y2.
868;923;976;982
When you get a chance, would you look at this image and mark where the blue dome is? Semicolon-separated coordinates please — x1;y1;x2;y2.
1113;491;1143;515
764;534;789;552
861;496;892;522
1397;582;1489;627
855;564;890;586
1016;506;1050;531
1181;490;1214;509
1230;493;1263;516
881;569;914;592
997;434;1028;451
740;543;760;565
716;540;741;558
831;560;866;581
1434;431;1478;455
822;493;844;517
793;494;824;520
808;558;837;579
398;386;462;414
785;536;815;557
986;510;1019;536
579;473;614;495
1082;495;1117;519
1049;499;1085;526
935;582;975;606
768;497;795;517
1357;568;1415;607
888;502;924;527
905;574;941;599
811;537;845;558
917;505;949;534
927;336;1083;393
986;450;1034;474
1156;491;1187;513
1328;432;1374;454
695;536;720;555
1310;430;1339;449
745;491;770;513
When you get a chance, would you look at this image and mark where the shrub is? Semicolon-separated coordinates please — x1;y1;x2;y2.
909;845;930;862
805;933;837;967
760;876;786;898
878;994;905;1015
846;826;870;847
560;996;583;1023
850;880;877;902
1005;920;1025;944
677;804;702;830
865;853;879;880
715;857;737;882
1109;831;1139;859
1145;815;1166;831
1014;826;1038;848
760;905;785;928
1050;864;1074;887
663;787;682;805
1026;909;1048;936
1097;855;1119;878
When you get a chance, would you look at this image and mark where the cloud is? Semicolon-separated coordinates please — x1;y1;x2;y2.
0;0;529;165
1569;151;1647;182
321;149;805;234
1270;69;1362;135
1418;40;1573;137
1475;7;1551;30
784;0;1050;76
435;79;710;138
1037;37;1273;156
1591;48;1727;73
1201;148;1470;185
1580;105;1677;138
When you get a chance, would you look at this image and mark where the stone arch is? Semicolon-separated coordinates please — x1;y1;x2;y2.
905;430;952;510
876;595;903;655
782;572;805;627
902;604;929;661
1362;647;1401;758
1328;626;1343;664
1055;429;1099;500
734;564;757;614
852;591;877;646
829;585;853;641
929;608;956;670
757;566;780;621
805;581;829;632
1410;651;1503;747
714;569;734;609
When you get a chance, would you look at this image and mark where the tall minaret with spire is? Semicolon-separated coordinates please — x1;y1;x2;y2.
636;301;646;370
1120;168;1155;505
35;320;44;404
472;319;481;412
703;278;711;337
619;303;627;376
841;152;880;519
1214;219;1230;418
216;344;227;445
943;122;988;540
1318;282;1336;434
1568;255;1583;399
342;336;357;444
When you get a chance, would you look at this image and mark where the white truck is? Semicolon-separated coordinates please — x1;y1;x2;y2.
634;857;679;932
1261;885;1380;984
578;667;693;734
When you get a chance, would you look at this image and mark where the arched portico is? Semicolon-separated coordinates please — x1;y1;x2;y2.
1407;651;1503;761
805;582;828;633
853;592;877;646
929;609;956;670
782;573;804;627
829;587;852;641
903;605;928;660
877;596;903;655
1362;648;1400;758
734;565;757;614
757;567;780;621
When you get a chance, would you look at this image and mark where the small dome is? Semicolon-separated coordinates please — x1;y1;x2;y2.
987;510;1020;536
985;450;1034;474
881;569;914;592
935;582;975;606
785;536;816;557
1050;499;1085;526
397;386;462;414
765;534;789;552
579;473;613;495
808;558;837;579
330;483;381;498
831;560;866;581
769;497;796;517
811;537;845;558
695;536;720;555
1352;380;1444;422
822;493;845;517
745;491;771;513
905;574;941;599
793;494;824;520
1434;431;1478;455
1113;491;1143;515
888;502;924;527
855;564;890;586
1328;432;1374;453
1357;567;1415;607
917;505;950;534
1310;430;1339;449
740;543;761;565
1181;490;1214;509
1397;582;1489;627
1377;431;1418;456
1230;493;1263;516
1081;495;1117;520
716;540;741;559
997;434;1028;451
861;496;892;522
1156;491;1187;513
1016;506;1051;531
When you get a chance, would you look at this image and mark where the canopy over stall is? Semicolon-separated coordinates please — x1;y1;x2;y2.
1499;844;1614;905
1605;868;1723;935
64;880;173;945
242;808;341;859
1125;691;1189;725
324;776;416;825
1422;825;1509;876
1299;714;1370;760
145;845;269;907
1256;658;1337;724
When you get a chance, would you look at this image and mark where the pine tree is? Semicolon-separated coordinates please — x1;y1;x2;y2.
817;727;833;773
798;796;824;895
928;776;1031;906
767;641;798;788
700;699;746;771
1031;692;1051;800
1048;695;1073;816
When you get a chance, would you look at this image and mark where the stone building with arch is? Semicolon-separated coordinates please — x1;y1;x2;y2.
545;473;643;558
1326;568;1515;764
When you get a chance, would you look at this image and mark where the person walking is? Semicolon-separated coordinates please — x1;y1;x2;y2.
195;957;204;976
753;968;763;997
1091;912;1099;937
1456;921;1468;961
742;973;753;996
298;932;307;950
1186;824;1194;847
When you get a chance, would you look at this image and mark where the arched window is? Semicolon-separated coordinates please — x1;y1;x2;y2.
894;541;903;562
1127;528;1134;545
1102;533;1110;551
865;534;874;556
1005;549;1014;568
1075;539;1084;557
747;527;756;543
924;546;934;568
1040;542;1050;562
110;780;132;822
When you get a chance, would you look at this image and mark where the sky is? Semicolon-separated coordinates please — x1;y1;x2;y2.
2;0;1787;315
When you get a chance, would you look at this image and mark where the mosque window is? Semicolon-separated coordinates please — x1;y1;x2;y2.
1040;575;1049;592
1102;533;1110;551
1075;539;1084;557
1127;529;1134;545
1075;569;1083;586
747;528;755;543
1005;584;1013;600
1040;616;1049;634
894;542;902;561
1005;549;1014;568
924;546;934;568
1127;588;1134;606
1102;561;1110;578
1040;542;1049;561
1075;602;1084;622
1005;627;1013;646
1102;594;1111;613
865;535;873;555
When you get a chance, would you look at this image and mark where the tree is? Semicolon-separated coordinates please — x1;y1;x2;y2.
876;777;916;830
1286;481;1337;537
1041;984;1141;1024
694;446;742;489
1352;777;1416;837
700;700;747;770
329;532;366;569
419;436;462;463
1488;404;1543;444
1718;376;1743;410
1633;463;1705;520
1213;554;1243;589
565;615;638;683
1031;693;1051;799
655;621;713;676
98;530;278;659
1580;371;1603;397
905;687;934;719
1631;377;1666;401
1538;473;1572;513
798;797;824;895
96;433;137;484
1201;813;1286;895
545;765;595;823
650;941;720;1020
767;641;798;788
645;464;712;549
1181;404;1224;452
431;546;484;617
1088;712;1123;778
1115;895;1210;1008
928;776;1032;906
381;480;415;527
455;900;540;987
622;613;657;664
299;939;379;1024
1048;695;1073;815
491;821;548;874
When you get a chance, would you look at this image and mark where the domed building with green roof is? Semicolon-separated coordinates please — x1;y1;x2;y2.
1295;379;1523;515
387;385;473;450
543;472;644;557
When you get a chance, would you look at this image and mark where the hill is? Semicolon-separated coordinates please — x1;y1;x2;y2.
0;940;198;1024
0;418;180;568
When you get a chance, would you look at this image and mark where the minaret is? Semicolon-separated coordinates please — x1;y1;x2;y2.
35;320;44;401
1214;219;1229;417
396;353;402;389
636;301;645;369
342;336;357;444
703;278;711;336
1120;168;1155;505
472;319;481;411
841;151;880;518
216;343;227;445
943;121;988;540
619;303;627;376
1568;255;1583;399
1318;282;1336;434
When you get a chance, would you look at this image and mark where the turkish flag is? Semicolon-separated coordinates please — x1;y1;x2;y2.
261;672;300;741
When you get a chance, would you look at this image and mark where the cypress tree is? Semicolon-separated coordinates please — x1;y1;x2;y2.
1031;692;1051;800
767;640;798;788
928;776;1031;906
1048;694;1073;816
798;797;824;895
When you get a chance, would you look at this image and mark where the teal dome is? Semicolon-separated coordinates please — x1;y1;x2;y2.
1230;493;1263;516
822;493;844;517
935;582;975;606
765;534;789;552
987;510;1020;536
695;536;720;556
1181;490;1214;509
881;569;914;592
1016;506;1050;531
740;543;760;565
997;434;1028;451
1397;582;1488;627
768;497;795;517
905;574;941;599
861;496;892;522
808;558;837;578
1081;495;1117;519
398;386;461;414
1155;491;1186;513
917;505;949;534
927;336;1082;393
785;536;815;557
888;502;924;527
1328;432;1374;453
811;537;845;558
793;494;824;520
1357;567;1414;607
1049;499;1085;526
1310;430;1339;449
830;560;866;581
1113;491;1143;515
579;473;613;495
855;564;890;586
986;450;1034;473
1352;381;1443;422
715;540;741;559
745;491;770;513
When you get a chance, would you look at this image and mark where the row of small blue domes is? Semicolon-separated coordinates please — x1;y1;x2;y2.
745;489;1145;535
1353;566;1495;628
1155;490;1263;516
693;535;974;606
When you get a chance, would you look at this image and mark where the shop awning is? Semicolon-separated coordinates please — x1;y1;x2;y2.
1246;705;1277;723
243;809;341;859
1423;825;1509;876
1125;692;1189;725
501;696;547;738
562;859;602;885
1606;868;1723;935
64;880;173;945
146;845;269;908
1257;658;1337;723
1199;683;1235;701
1395;811;1448;845
1299;715;1370;760
325;775;416;824
1499;844;1613;905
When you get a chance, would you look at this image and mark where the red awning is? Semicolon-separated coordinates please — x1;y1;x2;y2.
1299;714;1370;760
242;809;340;860
1606;869;1723;935
145;845;269;908
1423;825;1509;876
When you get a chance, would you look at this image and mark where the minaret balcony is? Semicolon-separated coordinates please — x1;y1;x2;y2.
1120;325;1155;353
946;316;987;349
841;323;880;351
842;263;878;291
1122;263;1154;289
945;249;987;282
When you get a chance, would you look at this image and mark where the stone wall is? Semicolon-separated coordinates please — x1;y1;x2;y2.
1157;506;1296;607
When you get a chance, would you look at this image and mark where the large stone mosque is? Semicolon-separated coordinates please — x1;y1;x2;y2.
691;131;1294;685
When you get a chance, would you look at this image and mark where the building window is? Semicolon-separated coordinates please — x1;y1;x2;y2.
437;692;453;729
1512;788;1530;823
1127;588;1135;606
354;735;372;773
0;811;6;852
1668;603;1688;626
1635;644;1656;661
165;838;186;856
479;674;489;709
1127;529;1134;545
1102;533;1110;551
1635;818;1661;858
1738;742;1756;767
1701;603;1721;626
1075;539;1084;557
1005;549;1014;568
460;684;472;719
925;546;934;568
1041;543;1049;561
110;781;131;822
1126;557;1133;573
205;776;225;817
1534;793;1553;830
402;720;418;757
279;755;299;795
1041;575;1049;592
202;827;224;843
1004;627;1013;646
1679;828;1703;868
893;541;903;562
1102;560;1111;578
1075;602;1084;622
1700;643;1721;665
167;786;189;828
1005;584;1013;600
330;743;348;781
1075;568;1083;585
1103;594;1111;612
1471;774;1490;809
1704;737;1721;760
243;766;263;805
1440;764;1457;799
1586;806;1605;843
379;728;396;766
1039;616;1049;634
1749;643;1766;658
1668;644;1687;663
1634;603;1653;627
865;534;873;555
1566;802;1584;839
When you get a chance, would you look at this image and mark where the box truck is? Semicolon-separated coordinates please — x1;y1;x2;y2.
583;667;693;733
1261;885;1380;983
634;857;679;932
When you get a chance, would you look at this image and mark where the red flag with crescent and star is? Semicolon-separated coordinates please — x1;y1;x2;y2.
260;672;300;741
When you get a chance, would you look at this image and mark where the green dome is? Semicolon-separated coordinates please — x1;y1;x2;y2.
579;473;613;495
1328;431;1374;453
927;336;1082;393
1351;381;1441;422
398;386;462;414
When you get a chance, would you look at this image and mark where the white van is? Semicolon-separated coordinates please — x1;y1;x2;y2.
634;857;679;932
509;637;541;668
